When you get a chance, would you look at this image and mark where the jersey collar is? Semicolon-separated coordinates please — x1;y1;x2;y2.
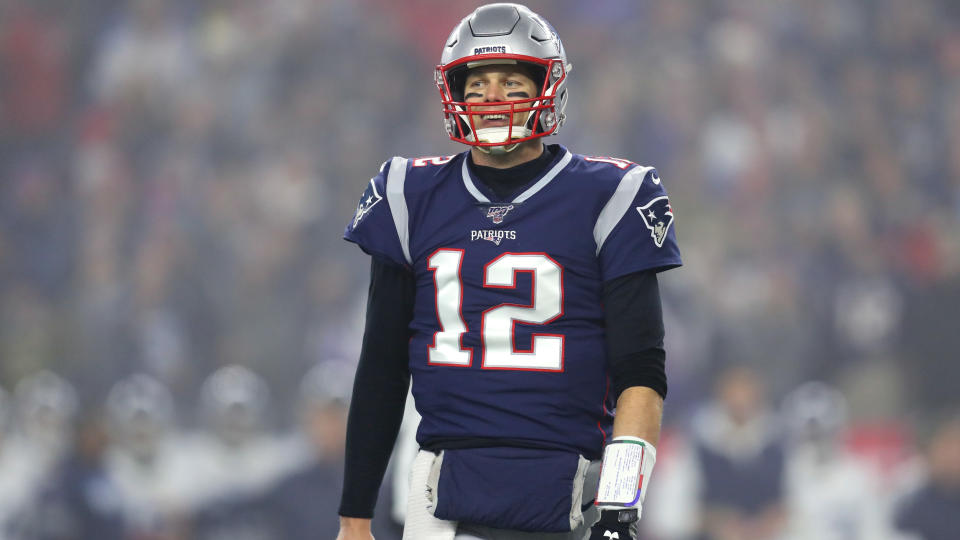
461;145;573;204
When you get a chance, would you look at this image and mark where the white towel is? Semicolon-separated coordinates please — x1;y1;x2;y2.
402;450;458;540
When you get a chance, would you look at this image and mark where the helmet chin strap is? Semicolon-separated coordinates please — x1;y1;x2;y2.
475;144;516;155
468;126;532;154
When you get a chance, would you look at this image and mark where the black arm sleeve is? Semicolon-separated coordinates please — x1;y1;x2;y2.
602;270;668;401
338;257;415;518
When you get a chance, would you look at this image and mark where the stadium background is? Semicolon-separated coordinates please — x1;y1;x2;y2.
0;0;958;538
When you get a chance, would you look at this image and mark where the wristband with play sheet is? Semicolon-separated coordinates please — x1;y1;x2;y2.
594;436;656;517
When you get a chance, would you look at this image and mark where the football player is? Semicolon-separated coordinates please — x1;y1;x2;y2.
338;4;681;540
176;365;299;512
104;373;192;537
781;382;891;540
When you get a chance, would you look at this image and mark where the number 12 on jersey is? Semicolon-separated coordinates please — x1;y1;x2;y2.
427;249;565;371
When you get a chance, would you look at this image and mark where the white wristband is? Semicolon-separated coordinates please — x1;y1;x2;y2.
595;436;657;516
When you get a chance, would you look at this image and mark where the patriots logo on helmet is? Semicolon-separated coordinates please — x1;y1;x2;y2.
636;196;674;248
352;179;383;229
485;204;515;224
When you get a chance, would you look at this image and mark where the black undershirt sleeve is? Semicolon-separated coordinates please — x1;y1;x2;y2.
602;270;668;401
338;257;415;518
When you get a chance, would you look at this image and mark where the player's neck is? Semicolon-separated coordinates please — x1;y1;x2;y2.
470;141;544;169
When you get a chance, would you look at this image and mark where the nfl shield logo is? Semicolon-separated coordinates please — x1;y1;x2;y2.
485;205;515;224
636;196;674;248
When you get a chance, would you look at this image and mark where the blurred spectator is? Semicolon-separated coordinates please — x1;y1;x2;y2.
12;371;77;455
182;364;299;539
18;410;125;540
0;0;69;140
104;373;191;538
179;365;297;512
90;0;193;153
894;413;960;540
258;360;354;540
0;162;76;301
899;272;960;416
689;365;786;540
781;381;894;540
0;370;79;524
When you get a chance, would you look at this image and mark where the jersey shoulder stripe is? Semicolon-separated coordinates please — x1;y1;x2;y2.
593;164;655;255
385;157;412;265
344;156;410;267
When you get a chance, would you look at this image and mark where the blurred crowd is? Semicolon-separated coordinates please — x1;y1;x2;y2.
0;0;958;538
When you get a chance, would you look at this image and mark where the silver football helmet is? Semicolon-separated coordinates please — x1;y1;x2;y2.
199;365;269;445
106;373;174;457
437;3;571;153
300;359;353;408
13;370;77;445
782;381;849;444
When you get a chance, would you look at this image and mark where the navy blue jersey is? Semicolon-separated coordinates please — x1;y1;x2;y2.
344;146;681;459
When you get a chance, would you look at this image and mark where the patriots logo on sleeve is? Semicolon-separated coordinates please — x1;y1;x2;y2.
636;196;674;248
352;178;383;229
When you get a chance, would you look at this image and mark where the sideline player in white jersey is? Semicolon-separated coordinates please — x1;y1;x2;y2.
176;365;301;512
104;373;198;537
0;371;78;536
781;382;895;540
338;4;682;540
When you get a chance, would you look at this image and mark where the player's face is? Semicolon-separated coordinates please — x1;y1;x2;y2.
463;66;539;132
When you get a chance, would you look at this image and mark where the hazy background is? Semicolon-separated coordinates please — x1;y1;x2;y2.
1;0;958;539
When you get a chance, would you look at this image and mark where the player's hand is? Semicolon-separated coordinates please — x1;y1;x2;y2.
588;509;637;540
336;516;375;540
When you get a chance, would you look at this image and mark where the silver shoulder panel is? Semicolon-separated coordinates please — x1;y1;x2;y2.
593;166;654;256
385;157;412;265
